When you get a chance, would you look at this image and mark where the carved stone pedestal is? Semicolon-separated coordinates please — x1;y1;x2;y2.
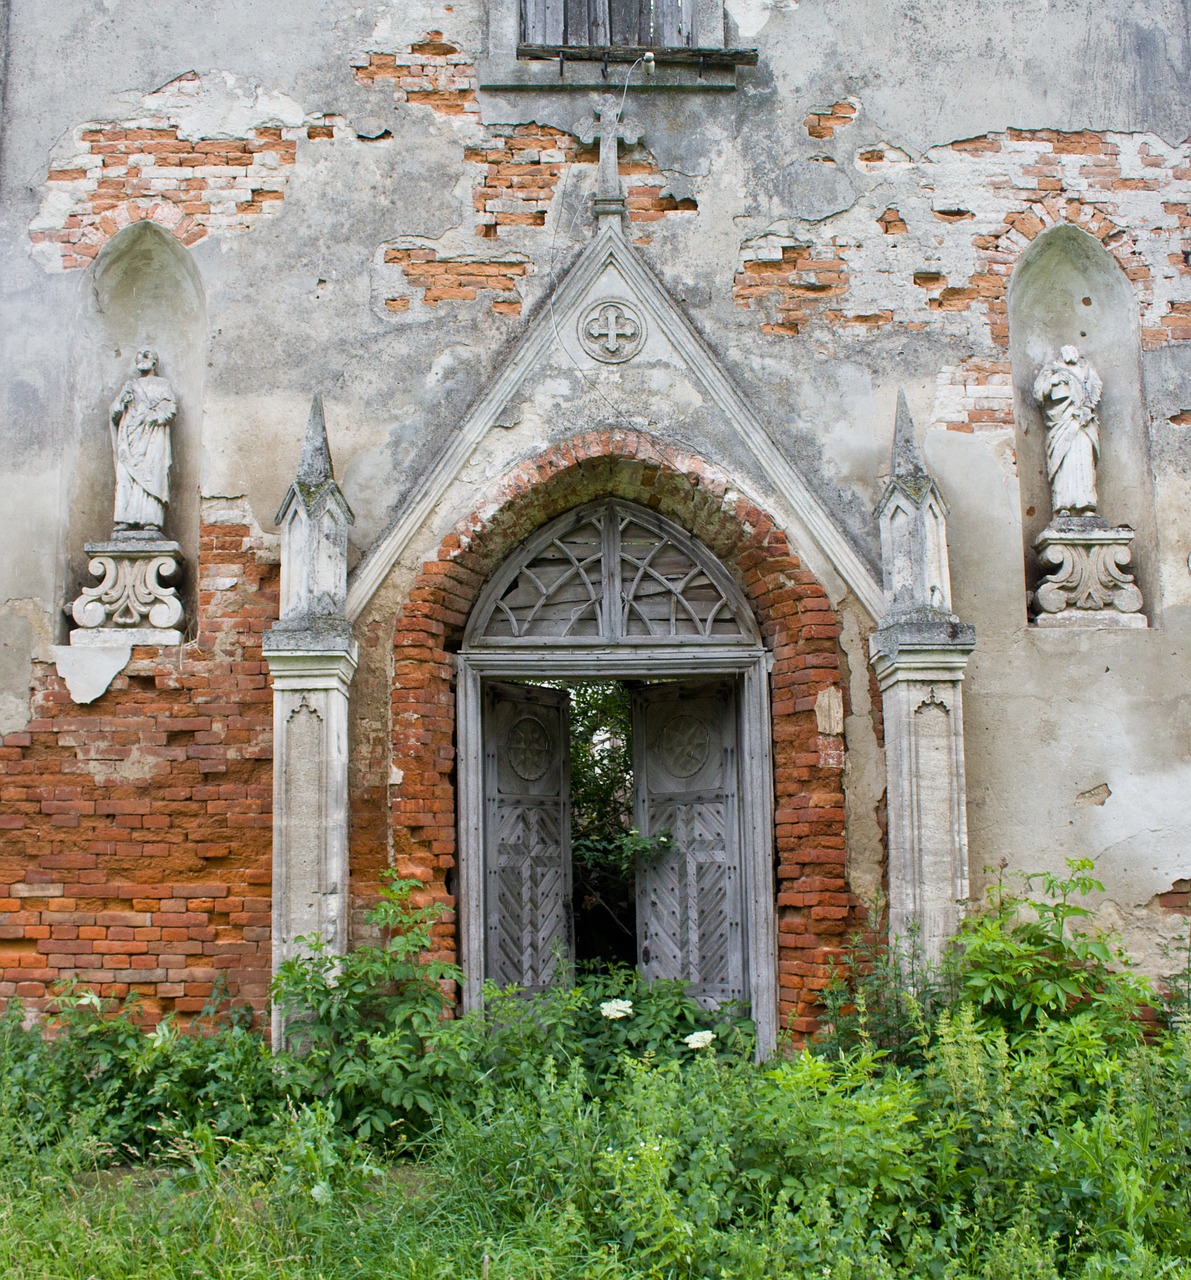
53;538;186;704
69;539;185;645
1032;517;1146;628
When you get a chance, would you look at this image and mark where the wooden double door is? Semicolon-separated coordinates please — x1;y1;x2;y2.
483;676;746;1006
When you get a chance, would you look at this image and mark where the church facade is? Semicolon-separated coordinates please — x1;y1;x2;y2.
0;0;1188;1044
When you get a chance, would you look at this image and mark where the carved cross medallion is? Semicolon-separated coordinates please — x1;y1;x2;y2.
579;298;646;363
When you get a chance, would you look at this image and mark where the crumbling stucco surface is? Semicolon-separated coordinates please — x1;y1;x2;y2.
2;0;1189;978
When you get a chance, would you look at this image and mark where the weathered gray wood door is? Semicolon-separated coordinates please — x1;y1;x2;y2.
520;0;693;48
483;682;572;991
632;680;746;1005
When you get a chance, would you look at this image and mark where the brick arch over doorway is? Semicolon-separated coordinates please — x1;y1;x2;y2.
382;428;860;1035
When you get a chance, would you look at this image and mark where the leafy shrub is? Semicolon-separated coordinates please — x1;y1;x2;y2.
270;874;463;1142
0;981;283;1159
952;859;1154;1042
821;859;1154;1064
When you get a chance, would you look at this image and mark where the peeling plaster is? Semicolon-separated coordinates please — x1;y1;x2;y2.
0;598;53;734
725;0;798;40
841;603;884;906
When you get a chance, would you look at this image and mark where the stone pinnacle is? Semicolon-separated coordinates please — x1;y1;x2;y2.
891;388;926;478
296;393;334;487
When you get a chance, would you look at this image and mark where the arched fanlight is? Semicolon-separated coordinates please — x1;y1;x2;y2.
464;499;760;646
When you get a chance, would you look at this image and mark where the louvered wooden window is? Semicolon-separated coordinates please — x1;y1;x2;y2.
520;0;695;48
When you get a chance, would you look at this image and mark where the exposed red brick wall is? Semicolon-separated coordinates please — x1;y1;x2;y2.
878;207;908;235
1158;880;1191;915
30;101;306;270
355;35;696;252
351;34;479;116
731;243;854;337
465;124;697;238
383;248;531;315
804;100;857;140
931;359;1015;434
380;112;696;310
0;510;278;1024
384;430;858;1036
33;34;697;283
466;125;599;235
735;128;1191;347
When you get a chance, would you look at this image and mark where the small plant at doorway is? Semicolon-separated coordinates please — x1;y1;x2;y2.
425;965;755;1102
577;824;672;882
572;966;754;1090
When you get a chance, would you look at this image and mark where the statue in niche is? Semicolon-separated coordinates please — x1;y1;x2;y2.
1033;345;1102;517
110;347;175;536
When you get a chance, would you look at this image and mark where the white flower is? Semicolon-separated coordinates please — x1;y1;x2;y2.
683;1030;716;1050
600;998;633;1020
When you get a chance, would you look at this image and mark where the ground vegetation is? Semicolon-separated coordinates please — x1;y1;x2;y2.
1;866;1189;1278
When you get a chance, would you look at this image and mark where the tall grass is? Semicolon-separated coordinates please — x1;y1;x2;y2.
3;868;1191;1279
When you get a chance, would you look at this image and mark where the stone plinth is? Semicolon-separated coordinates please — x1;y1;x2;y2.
263;628;358;1046
69;539;185;644
869;613;976;967
1032;516;1146;628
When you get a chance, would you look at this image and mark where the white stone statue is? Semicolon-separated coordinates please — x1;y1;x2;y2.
110;348;176;535
1033;345;1102;516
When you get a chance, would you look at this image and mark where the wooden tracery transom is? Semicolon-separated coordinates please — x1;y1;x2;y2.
464;500;761;647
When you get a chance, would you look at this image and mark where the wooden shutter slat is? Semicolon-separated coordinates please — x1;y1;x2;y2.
589;0;610;44
524;0;696;47
539;0;566;44
564;0;591;45
607;0;641;45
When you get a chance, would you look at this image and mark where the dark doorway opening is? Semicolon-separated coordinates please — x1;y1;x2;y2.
565;680;639;968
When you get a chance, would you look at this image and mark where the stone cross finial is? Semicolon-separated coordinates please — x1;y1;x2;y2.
579;103;643;227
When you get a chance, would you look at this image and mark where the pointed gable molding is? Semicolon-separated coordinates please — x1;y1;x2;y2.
345;224;884;623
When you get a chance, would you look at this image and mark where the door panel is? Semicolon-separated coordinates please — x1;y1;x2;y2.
483;682;572;990
632;680;746;1005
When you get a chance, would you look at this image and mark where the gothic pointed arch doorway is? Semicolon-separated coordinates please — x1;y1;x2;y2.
456;498;778;1049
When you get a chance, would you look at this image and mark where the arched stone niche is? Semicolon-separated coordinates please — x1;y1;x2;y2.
1008;224;1155;617
66;223;206;633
